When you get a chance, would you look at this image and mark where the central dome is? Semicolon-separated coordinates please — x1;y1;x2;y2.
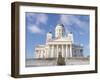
55;24;64;38
56;24;64;30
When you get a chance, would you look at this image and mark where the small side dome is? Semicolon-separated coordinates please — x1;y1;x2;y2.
68;32;74;43
70;32;72;34
46;32;52;42
48;31;52;34
47;32;52;35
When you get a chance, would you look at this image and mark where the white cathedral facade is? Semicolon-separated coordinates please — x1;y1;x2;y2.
34;24;83;59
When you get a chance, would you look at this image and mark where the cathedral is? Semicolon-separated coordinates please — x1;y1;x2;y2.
34;24;83;59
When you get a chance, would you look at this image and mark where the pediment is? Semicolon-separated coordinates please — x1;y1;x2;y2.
52;37;71;42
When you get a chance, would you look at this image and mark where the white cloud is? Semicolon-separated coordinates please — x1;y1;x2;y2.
64;27;70;34
27;13;48;25
27;13;48;34
60;15;73;26
36;14;48;25
85;44;90;49
60;15;89;31
28;25;45;34
59;15;90;36
79;32;84;35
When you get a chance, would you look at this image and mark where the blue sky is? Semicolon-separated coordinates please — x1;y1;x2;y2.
25;12;90;58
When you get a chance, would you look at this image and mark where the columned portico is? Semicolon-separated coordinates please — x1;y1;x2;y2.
47;44;73;58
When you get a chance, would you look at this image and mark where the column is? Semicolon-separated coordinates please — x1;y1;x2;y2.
54;45;56;58
64;45;66;57
45;49;47;58
54;45;55;58
51;45;54;58
50;45;52;58
48;45;51;58
39;50;41;58
56;45;58;58
62;45;64;57
64;45;66;61
40;50;42;58
66;45;68;58
70;44;72;57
